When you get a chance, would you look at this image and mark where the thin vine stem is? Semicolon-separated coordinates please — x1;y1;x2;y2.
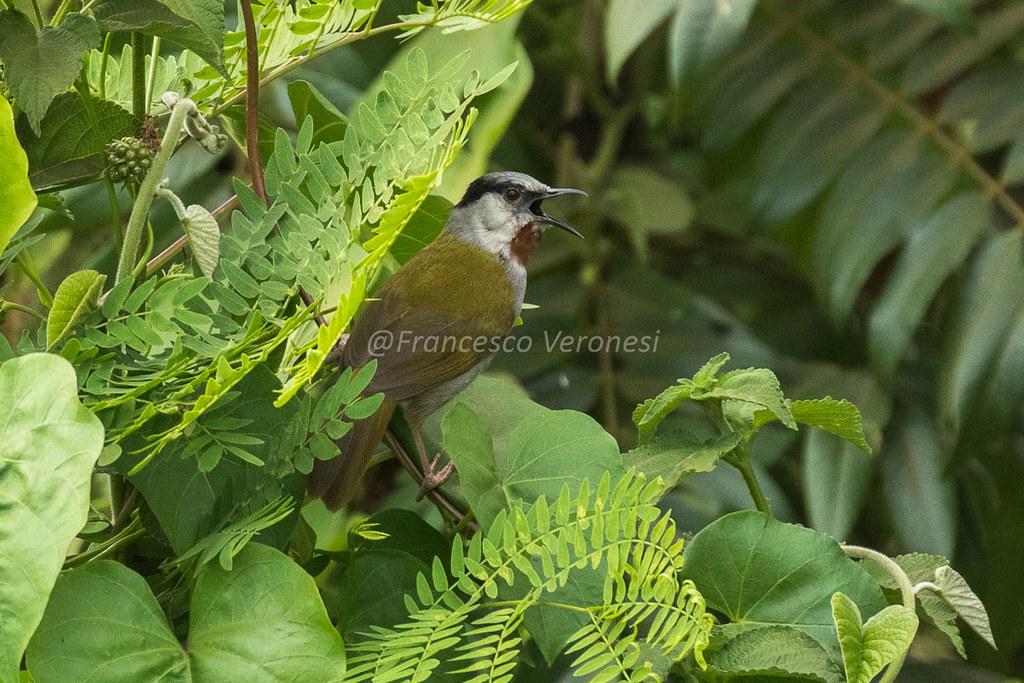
115;98;190;283
764;0;1024;231
842;544;916;683
1;300;46;321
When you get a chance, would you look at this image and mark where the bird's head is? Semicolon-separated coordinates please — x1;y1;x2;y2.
446;171;585;265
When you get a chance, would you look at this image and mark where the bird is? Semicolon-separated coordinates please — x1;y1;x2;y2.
307;171;585;510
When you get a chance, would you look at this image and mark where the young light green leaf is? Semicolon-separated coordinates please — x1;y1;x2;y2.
790;398;872;454
47;269;106;349
0;11;101;133
705;367;796;429
624;429;738;493
935;566;996;649
833;592;918;683
0;95;37;258
832;592;864;681
183;204;220;278
0;354;103;683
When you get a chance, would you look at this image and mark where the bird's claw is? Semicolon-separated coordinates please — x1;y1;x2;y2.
416;453;454;501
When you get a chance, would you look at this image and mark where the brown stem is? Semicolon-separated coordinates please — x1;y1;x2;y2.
239;0;267;204
239;1;325;327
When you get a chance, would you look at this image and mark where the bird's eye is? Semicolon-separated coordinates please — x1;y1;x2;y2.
504;188;521;203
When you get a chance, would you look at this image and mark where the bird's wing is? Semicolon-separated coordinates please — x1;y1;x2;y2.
343;235;517;401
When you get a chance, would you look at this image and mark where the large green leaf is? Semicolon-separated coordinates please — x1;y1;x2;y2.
188;544;346;680
0;11;100;133
0;95;37;258
0;353;104;683
27;545;346;682
16;92;138;192
26;561;190;681
441;380;624;530
682;510;887;656
604;0;676;84
89;0;226;76
667;0;756;83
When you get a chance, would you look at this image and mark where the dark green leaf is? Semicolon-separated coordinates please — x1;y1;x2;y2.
0;11;100;133
389;195;452;264
90;0;226;76
707;625;842;682
287;81;348;146
16;92;138;192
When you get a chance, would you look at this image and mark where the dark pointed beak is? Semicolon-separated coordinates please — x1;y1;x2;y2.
535;187;586;238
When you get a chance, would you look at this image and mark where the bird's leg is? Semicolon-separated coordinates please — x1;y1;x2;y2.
413;424;454;501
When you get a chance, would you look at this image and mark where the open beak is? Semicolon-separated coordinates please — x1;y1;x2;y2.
533;187;587;238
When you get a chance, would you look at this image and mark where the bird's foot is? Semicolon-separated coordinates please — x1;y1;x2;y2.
416;452;455;501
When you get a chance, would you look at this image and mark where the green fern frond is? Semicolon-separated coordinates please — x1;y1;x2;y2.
344;471;712;682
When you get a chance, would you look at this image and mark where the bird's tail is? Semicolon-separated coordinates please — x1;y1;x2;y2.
308;399;396;510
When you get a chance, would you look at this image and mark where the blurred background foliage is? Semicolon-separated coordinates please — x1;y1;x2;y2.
3;0;1024;679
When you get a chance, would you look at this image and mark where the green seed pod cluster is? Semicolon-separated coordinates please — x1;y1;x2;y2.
105;136;154;184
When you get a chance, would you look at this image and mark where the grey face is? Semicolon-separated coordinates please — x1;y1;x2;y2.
454;171;586;239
